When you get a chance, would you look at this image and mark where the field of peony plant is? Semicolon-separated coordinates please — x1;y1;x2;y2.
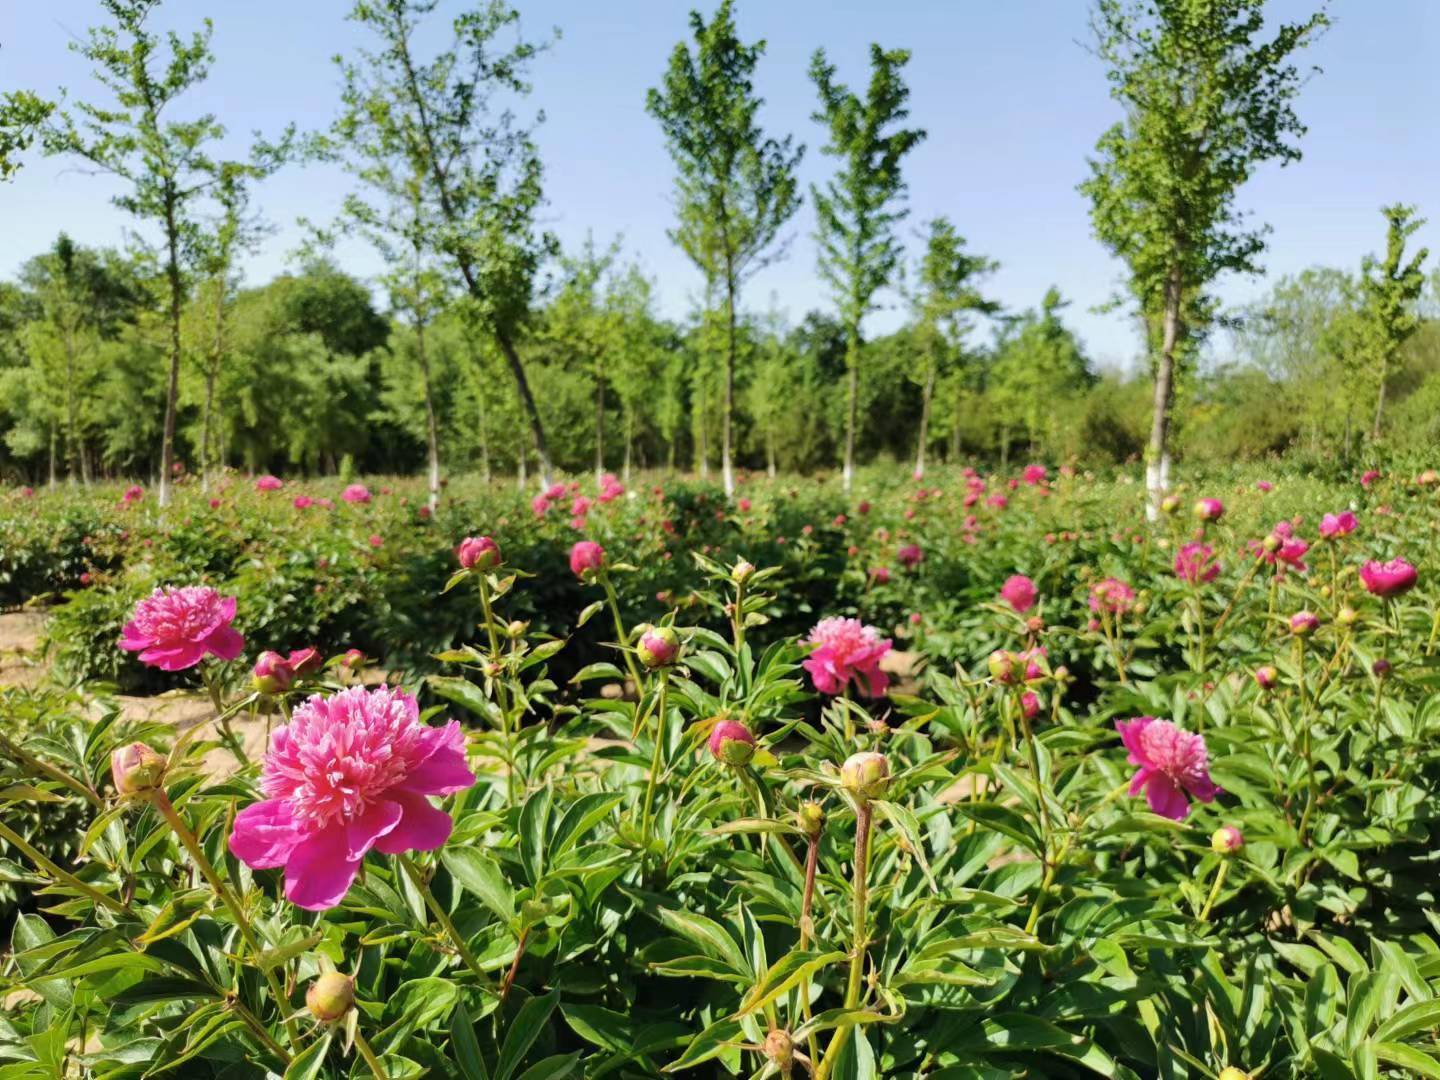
5;462;1440;1077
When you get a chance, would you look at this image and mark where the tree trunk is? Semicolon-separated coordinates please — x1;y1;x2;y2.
203;276;225;494
722;272;737;497
1372;359;1388;440
1145;266;1183;522
64;327;78;485
623;408;633;482
47;427;56;489
494;326;549;490
158;188;183;509
417;320;440;514
477;389;491;484
766;430;776;478
843;333;860;495
594;367;605;483
697;384;709;481
999;424;1010;471
517;442;527;490
914;354;935;479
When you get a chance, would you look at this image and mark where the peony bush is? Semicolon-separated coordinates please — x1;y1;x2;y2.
5;463;1440;1076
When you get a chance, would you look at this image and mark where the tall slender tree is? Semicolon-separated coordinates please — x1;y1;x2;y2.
1081;0;1327;516
23;1;286;505
333;0;557;488
906;218;997;477
1357;204;1428;439
647;0;803;496
810;45;926;493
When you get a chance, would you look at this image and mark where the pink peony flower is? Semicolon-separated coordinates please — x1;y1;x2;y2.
1289;610;1320;635
570;540;605;578
1115;716;1220;820
1255;480;1273;493
1089;577;1135;615
802;617;892;698
1022;464;1048;486
869;566;891;584
571;495;593;517
531;494;552;517
1193;498;1224;522
1361;469;1381;489
707;719;756;765
456;536;501;571
1174;543;1220;585
229;686;475;910
999;574;1038;613
1319;511;1357;539
897;544;923;570
544;483;566;501
255;475;284;492
1020;691;1041;719
288;647;323;676
1359;558;1418;598
119;587;245;671
341;484;371;504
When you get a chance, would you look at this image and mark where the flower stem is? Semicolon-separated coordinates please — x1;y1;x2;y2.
799;830;822;1068
399;854;489;983
1018;703;1052;856
601;573;644;689
639;670;670;851
353;1027;388;1078
476;574;517;806
1198;859;1229;922
0;819;129;915
150;791;300;1051
814;803;872;1080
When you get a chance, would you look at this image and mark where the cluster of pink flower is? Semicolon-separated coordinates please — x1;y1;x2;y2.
255;474;284;493
119;484;144;509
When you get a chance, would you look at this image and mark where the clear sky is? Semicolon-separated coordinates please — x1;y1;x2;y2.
3;1;1437;371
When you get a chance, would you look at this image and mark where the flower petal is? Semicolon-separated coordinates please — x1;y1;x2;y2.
284;829;362;911
139;643;205;671
372;791;454;855
229;799;302;869
404;725;476;796
203;625;245;662
1143;773;1190;820
345;799;402;860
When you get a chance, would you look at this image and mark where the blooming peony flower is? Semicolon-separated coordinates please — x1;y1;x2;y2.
802;617;891;697
1255;480;1273;493
1115;716;1220;820
1319;511;1357;539
999;574;1038;613
897;543;923;570
570;540;605;578
255;475;284;492
1361;469;1381;489
1359;558;1418;598
293;495;314;510
1174;543;1220;585
119;587;245;671
229;686;475;910
341;484;371;504
1089;577;1135;615
1022;464;1048;486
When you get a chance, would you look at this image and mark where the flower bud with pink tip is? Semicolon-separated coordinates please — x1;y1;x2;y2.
111;743;167;796
456;535;501;571
637;626;680;669
252;651;295;695
840;751;889;802
708;719;756;766
306;971;355;1023
1211;825;1244;854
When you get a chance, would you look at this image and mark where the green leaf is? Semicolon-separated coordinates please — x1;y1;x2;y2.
873;799;937;891
519;785;554;885
550;793;624;859
514;1053;581;1080
735;949;846;1018
570;662;626;684
658;909;748;977
950;802;1043;856
576;600;605;628
1375;1043;1440;1079
450;1001;490;1080
662;1017;742;1072
428;675;502;725
283;1033;332;1080
442;848;515;922
495;990;558;1080
254;930;325;972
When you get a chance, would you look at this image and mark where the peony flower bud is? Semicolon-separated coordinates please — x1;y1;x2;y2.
456;535;501;571
287;647;323;677
1261;533;1281;553
707;720;756;766
987;650;1017;685
569;540;605;579
731;559;755;584
1211;825;1244;854
1336;606;1358;627
1020;691;1041;720
1289;611;1320;636
305;971;355;1023
340;648;365;670
111;743;167;796
506;619;529;639
252;651;296;695
1159;495;1180;515
797;801;825;835
1373;658;1392;680
637;626;680;669
1217;1069;1250;1080
1253;665;1278;691
840;752;889;802
1193;498;1224;522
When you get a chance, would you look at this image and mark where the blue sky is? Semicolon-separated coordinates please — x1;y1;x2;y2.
3;0;1436;371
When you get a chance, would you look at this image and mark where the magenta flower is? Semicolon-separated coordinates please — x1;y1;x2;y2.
123;484;144;504
1193;498;1224;522
119;587;245;672
999;574;1038;613
1361;469;1381;489
456;536;501;571
1115;716;1220;820
341;484;371;504
802;617;891;698
897;543;923;570
1359;558;1418;598
1319;511;1357;539
1022;464;1048;486
531;494;552;517
1089;577;1135;615
707;719;756;766
255;475;284;492
1289;610;1320;635
1255;480;1273;493
1174;543;1220;585
229;686;475;911
570;540;605;578
293;495;314;510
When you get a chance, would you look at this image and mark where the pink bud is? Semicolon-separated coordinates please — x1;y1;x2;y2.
456;535;501;571
252;651;296;695
708;719;756;766
111;743;167;795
